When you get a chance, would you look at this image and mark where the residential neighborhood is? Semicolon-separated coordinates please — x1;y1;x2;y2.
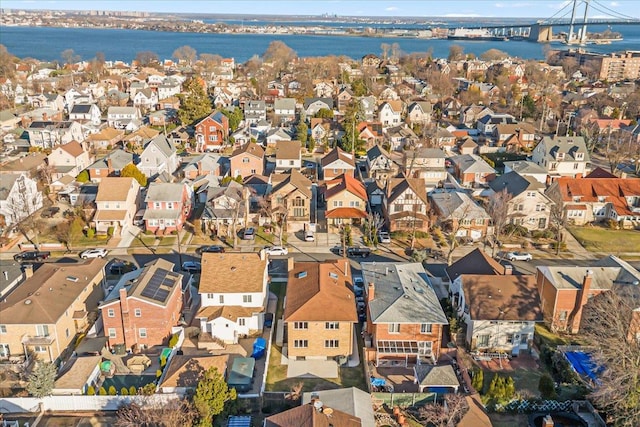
1;7;640;427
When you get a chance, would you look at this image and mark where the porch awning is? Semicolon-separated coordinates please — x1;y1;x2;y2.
94;210;127;221
325;207;367;219
143;209;180;220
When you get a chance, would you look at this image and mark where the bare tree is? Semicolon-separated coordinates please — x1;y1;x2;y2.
364;211;385;246
581;288;640;427
258;195;286;246
486;188;513;257
173;45;197;65
548;200;566;256
415;393;469;427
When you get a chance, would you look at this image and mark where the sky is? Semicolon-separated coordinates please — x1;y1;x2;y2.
2;0;639;19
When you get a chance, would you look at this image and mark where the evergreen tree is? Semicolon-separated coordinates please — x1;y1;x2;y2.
471;368;484;394
121;163;148;187
193;367;237;427
87;385;95;395
538;374;557;399
108;385;117;395
76;170;89;183
121;387;129;396
27;362;56;398
221;107;243;132
178;77;212;125
129;385;137;395
296;122;308;145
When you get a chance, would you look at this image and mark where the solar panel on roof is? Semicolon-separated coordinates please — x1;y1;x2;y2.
139;268;176;302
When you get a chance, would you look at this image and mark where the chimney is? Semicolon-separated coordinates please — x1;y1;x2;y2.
543;415;554;427
368;282;375;302
287;256;295;272
571;269;593;333
197;161;202;176
106;156;113;173
23;264;33;279
503;264;513;275
119;287;129;313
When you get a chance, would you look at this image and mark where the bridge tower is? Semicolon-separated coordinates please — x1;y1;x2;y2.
567;0;580;43
579;0;591;44
529;23;553;42
567;0;591;45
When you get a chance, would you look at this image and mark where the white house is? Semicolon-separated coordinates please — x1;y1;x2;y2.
0;173;43;229
450;272;542;356
196;252;268;344
107;106;142;129
47;140;92;179
138;134;179;178
26;121;84;149
132;89;158;111
69;103;102;125
531;136;591;183
378;101;403;127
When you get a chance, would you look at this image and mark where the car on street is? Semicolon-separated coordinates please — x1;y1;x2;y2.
264;313;274;328
336;246;372;258
196;245;225;254
304;230;315;242
80;248;109;259
506;251;533;261
243;227;256;240
41;207;60;218
264;246;289;256
377;231;391;244
181;261;202;274
305;161;315;169
13;250;51;262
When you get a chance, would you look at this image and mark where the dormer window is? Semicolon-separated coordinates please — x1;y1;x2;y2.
556;152;565;161
576;152;584;161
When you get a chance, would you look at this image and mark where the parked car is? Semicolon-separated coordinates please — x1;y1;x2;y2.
265;246;289;256
80;248;109;259
304;230;315;242
196;245;225;255
506;251;533;261
243;227;256;240
377;231;391;244
13;250;51;262
41;207;60;218
336;246;372;258
181;261;202;274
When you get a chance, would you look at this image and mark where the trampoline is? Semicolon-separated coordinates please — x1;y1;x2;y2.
564;351;600;384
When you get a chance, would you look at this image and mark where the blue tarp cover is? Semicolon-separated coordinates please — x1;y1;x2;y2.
370;376;386;387
565;351;600;383
251;337;266;359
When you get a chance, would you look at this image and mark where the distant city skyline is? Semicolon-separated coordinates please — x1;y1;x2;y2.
2;0;639;19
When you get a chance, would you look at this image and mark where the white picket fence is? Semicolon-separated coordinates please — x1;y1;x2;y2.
0;393;185;413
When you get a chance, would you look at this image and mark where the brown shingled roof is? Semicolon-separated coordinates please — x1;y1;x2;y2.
95;177;136;202
265;402;362;427
324;174;368;201
231;141;265;159
59;140;85;157
284;261;358;323
460;274;542;321
200;253;267;294
446;248;504;281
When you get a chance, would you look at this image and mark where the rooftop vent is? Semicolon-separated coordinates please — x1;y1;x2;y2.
329;272;338;280
66;276;79;283
25;299;32;305
296;271;307;279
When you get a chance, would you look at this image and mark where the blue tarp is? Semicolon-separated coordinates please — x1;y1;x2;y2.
370;376;386;387
251;337;266;359
565;351;600;383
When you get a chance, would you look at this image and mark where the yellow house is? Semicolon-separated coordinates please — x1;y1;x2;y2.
0;259;106;363
284;260;357;361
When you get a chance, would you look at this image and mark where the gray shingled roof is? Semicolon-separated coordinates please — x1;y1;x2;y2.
489;171;544;197
361;262;448;325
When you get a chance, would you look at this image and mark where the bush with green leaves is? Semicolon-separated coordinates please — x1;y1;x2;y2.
471;368;484;394
169;333;179;348
538;374;557;400
108;385;117;395
99;386;107;396
484;374;516;405
121;387;129;396
86;385;95;395
129;386;137;395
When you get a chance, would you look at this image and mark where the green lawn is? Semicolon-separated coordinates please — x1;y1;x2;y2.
568;226;640;253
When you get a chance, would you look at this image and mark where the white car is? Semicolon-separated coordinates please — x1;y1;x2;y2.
80;248;109;259
304;230;315;242
377;231;391;244
506;251;533;261
265;246;289;256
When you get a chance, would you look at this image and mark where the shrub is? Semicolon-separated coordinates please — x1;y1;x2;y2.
86;385;95;395
76;170;89;183
120;387;129;396
142;383;156;395
504;224;528;237
156;369;163;378
86;228;95;239
472;368;484;394
98;386;107;396
129;386;137;395
168;333;179;348
108;385;117;396
107;226;115;237
538;374;557;399
414;231;430;239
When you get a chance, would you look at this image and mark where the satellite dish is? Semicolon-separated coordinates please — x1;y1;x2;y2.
313;400;324;411
323;407;334;416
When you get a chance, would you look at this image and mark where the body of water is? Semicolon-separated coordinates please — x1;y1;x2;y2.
1;23;639;63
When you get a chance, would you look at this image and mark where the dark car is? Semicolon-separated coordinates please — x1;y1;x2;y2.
41;207;60;218
13;250;51;262
196;245;225;255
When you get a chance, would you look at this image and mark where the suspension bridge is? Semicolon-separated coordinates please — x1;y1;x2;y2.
443;0;640;44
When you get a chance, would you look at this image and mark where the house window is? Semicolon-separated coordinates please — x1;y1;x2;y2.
34;345;47;353
167;202;174;209
477;334;490;347
219;295;224;304
289;160;294;166
294;322;308;330
243;295;252;303
0;325;6;334
325;322;339;330
154;202;161;209
134;309;142;317
394;204;403;212
238;318;246;326
293;340;308;348
107;308;115;318
206;293;215;300
36;325;49;337
65;328;70;338
420;323;432;334
108;328;117;338
506;333;514;344
242;157;249;163
559;310;568;321
139;328;147;338
388;323;400;334
325;340;339;348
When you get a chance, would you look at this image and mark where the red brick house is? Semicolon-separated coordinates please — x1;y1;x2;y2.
143;182;193;233
99;259;184;351
195;112;229;152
